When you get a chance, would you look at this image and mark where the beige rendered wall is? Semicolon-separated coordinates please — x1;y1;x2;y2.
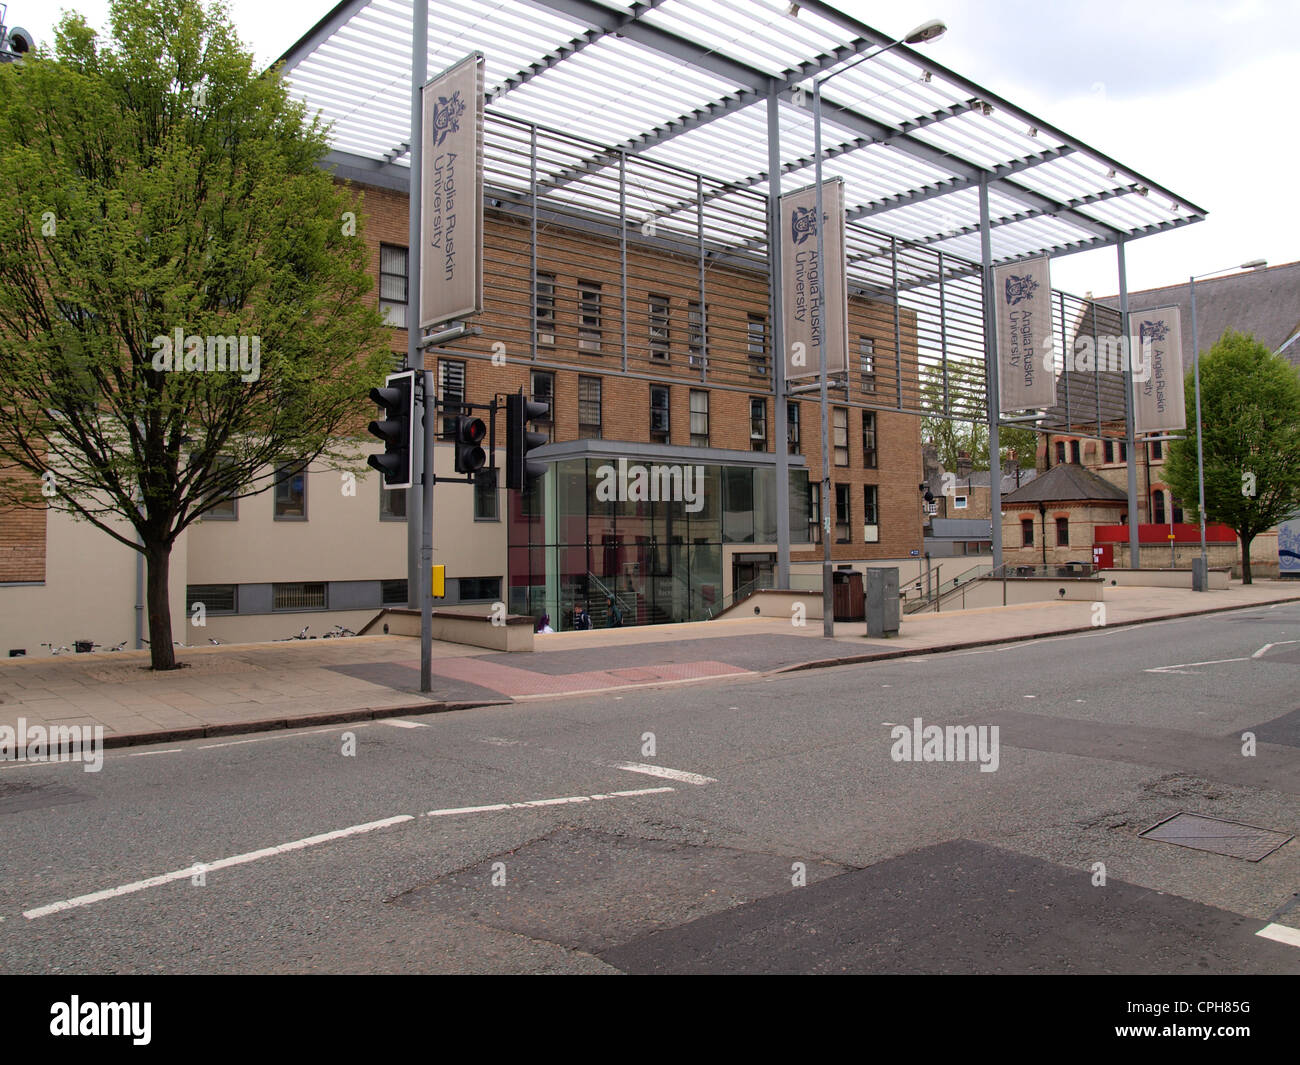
185;443;504;585
0;509;187;658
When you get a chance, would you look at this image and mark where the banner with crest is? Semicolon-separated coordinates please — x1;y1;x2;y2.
994;256;1055;412
1131;306;1186;434
780;179;847;381
420;53;484;329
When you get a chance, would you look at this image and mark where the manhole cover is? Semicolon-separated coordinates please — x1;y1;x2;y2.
1139;812;1292;862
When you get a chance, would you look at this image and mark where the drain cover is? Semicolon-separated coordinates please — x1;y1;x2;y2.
1139;812;1293;862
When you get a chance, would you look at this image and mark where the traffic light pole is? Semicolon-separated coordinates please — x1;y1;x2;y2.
420;369;435;694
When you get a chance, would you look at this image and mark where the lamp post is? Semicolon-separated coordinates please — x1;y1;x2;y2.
811;18;946;636
1188;258;1266;589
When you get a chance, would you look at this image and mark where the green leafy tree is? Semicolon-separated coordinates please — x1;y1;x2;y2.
921;360;1038;470
1162;331;1300;583
0;1;388;668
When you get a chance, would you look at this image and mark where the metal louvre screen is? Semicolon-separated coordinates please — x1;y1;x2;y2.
431;109;1128;444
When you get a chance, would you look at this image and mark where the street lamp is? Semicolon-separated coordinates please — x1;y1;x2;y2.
1189;258;1266;589
812;18;946;636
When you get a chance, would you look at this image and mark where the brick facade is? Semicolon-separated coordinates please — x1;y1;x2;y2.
350;179;923;562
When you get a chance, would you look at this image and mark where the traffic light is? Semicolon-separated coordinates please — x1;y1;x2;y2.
367;370;415;489
451;415;488;474
506;390;550;491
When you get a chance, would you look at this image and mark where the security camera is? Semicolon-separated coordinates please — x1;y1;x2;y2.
6;26;34;54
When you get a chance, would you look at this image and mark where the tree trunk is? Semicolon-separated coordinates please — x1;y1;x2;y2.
145;542;178;670
1240;532;1254;585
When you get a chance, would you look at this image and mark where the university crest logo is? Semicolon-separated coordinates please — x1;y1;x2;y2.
1004;273;1039;305
791;206;819;245
431;90;466;147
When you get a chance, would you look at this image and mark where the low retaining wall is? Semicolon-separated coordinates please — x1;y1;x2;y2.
360;607;534;652
1101;568;1231;590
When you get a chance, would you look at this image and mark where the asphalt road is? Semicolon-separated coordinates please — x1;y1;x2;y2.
2;602;1299;976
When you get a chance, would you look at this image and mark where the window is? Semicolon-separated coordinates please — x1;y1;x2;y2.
750;398;767;452
1150;439;1163;460
688;302;707;366
1152;491;1166;525
273;582;326;610
861;410;877;469
650;385;670;444
475;474;499;521
863;484;879;526
1172;498;1184;524
787;402;800;454
860;336;876;393
531;370;555;443
578;280;602;351
833;407;849;466
1055;441;1066;464
953;495;968;510
835;483;851;543
535;271;556;346
747;314;768;376
439;359;466;437
690;390;709;447
578;375;602;439
186;584;236;614
381;579;408;606
202;457;238;520
459;577;501;602
1056;517;1069;545
1119;441;1127;461
380;486;406;521
809;482;822;543
274;462;307;520
379;244;408;327
1104;440;1114;463
648;293;670;360
1021;518;1034;546
1070;440;1081;464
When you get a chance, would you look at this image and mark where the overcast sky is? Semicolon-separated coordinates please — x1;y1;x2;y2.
17;0;1300;298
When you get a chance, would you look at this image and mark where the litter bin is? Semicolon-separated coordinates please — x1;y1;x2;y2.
1191;557;1208;592
832;570;864;621
866;568;900;638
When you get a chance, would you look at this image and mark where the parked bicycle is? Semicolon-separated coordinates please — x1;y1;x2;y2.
323;625;356;638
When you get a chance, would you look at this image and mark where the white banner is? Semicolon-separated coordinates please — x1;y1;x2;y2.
420;53;484;330
1132;306;1186;434
781;179;847;380
994;256;1056;412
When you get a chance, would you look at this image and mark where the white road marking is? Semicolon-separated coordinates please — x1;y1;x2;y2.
379;718;427;729
1145;657;1248;675
612;762;717;786
128;748;185;757
22;815;414;920
1257;923;1300;948
425;786;673;818
196;725;368;750
1253;640;1299;659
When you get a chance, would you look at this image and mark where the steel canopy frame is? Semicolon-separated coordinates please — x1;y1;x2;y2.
275;0;1203;606
275;0;1204;272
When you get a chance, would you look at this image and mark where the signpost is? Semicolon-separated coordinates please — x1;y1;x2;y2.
420;53;484;330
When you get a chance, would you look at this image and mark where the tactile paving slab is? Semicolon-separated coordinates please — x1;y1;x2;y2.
1139;811;1293;862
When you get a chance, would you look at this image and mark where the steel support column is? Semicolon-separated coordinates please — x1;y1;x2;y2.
767;88;791;588
406;0;426;616
979;175;1003;571
813;80;834;636
1118;239;1140;566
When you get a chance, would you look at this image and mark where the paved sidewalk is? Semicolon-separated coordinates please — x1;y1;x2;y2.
2;581;1298;749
